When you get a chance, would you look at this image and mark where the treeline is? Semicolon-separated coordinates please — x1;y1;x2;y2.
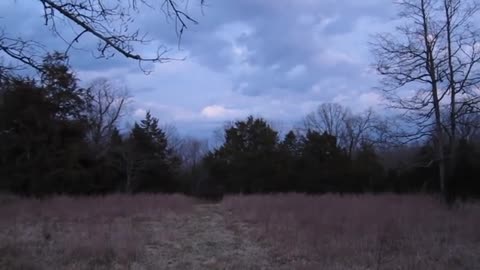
203;116;480;199
0;54;179;195
1;54;479;199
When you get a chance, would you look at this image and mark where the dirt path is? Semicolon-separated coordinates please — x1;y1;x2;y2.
142;204;281;270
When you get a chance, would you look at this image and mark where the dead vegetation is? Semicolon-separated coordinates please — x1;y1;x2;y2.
0;194;193;270
222;194;480;269
0;194;479;269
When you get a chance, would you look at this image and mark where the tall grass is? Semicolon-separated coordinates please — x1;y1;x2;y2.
221;194;480;270
1;193;478;269
0;194;194;270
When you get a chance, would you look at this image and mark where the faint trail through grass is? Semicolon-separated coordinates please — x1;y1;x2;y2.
144;203;280;270
2;194;478;270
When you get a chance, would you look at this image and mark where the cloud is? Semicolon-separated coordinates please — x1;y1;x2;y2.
1;0;399;137
316;49;358;66
286;65;307;79
332;91;383;112
358;92;383;108
108;0;396;97
201;105;242;119
134;108;148;118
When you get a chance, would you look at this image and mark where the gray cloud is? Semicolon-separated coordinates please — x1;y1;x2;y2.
163;0;397;96
1;0;397;137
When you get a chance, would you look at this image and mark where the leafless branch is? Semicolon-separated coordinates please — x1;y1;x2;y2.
1;0;203;71
86;78;131;158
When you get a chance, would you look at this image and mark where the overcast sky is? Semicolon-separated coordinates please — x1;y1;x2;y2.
0;0;399;138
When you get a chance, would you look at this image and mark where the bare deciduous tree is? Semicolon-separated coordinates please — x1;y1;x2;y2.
371;0;480;199
162;123;184;153
343;109;376;158
304;103;349;138
1;0;204;71
453;106;480;141
441;0;480;182
86;78;130;156
303;103;382;158
178;136;209;170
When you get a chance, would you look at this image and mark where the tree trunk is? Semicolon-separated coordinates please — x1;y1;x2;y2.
445;0;458;201
421;0;447;200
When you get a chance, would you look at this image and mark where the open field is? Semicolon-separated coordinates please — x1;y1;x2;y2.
0;194;479;270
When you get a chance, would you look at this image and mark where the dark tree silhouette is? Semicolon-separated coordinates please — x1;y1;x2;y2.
371;0;480;201
0;0;204;71
0;56;478;198
124;111;179;192
205;116;280;193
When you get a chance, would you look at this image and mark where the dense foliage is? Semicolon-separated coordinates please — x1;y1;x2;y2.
0;55;479;200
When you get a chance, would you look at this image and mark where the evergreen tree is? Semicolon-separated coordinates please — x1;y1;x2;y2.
125;111;178;192
451;139;480;200
205;116;281;193
352;143;385;192
278;131;302;191
0;57;91;195
40;53;87;120
298;130;349;193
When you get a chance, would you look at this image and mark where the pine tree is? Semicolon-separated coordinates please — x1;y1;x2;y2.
125;111;177;192
206;116;280;193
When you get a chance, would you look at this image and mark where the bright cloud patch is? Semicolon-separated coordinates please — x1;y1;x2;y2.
201;105;242;119
358;92;382;108
134;108;147;118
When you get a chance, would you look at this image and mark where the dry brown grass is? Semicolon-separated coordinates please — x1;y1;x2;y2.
221;194;480;270
0;194;194;270
1;193;479;269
